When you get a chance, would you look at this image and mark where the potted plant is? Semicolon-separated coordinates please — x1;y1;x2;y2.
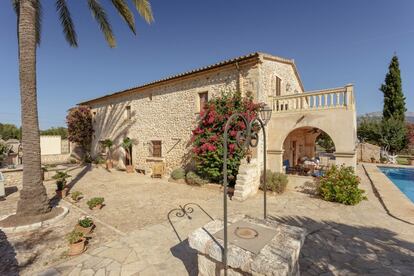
87;197;105;210
71;191;83;202
53;171;71;198
121;137;134;173
67;230;86;256
75;216;94;235
102;139;114;170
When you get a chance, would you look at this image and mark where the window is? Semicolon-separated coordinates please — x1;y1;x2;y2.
199;92;208;112
151;140;162;157
275;76;282;96
126;106;131;120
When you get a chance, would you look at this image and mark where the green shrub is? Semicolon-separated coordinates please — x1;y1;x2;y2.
318;165;366;205
87;197;105;209
53;171;71;183
71;191;83;201
186;171;207;186
56;180;65;191
260;170;288;194
171;168;186;180
67;230;84;244
78;217;93;228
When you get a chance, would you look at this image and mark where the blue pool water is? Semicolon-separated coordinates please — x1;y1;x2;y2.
379;167;414;203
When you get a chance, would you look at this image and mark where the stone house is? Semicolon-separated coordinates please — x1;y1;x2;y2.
79;52;357;174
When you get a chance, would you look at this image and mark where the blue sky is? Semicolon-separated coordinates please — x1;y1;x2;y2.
0;0;413;129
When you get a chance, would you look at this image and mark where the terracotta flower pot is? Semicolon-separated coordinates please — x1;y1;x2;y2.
75;224;94;235
126;165;134;173
91;204;103;210
68;238;87;256
56;187;69;198
106;160;113;170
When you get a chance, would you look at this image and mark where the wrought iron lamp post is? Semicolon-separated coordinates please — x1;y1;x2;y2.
222;104;272;274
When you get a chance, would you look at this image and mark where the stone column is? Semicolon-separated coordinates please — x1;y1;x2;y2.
267;149;284;173
334;151;356;169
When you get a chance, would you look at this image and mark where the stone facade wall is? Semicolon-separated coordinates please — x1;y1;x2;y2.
41;154;71;165
357;143;381;163
0;168;23;187
260;57;304;105
90;63;265;172
88;54;305;173
61;139;71;154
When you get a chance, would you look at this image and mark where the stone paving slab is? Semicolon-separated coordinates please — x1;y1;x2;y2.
363;164;414;224
29;165;414;275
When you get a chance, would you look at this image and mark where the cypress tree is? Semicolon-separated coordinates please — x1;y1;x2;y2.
380;55;406;122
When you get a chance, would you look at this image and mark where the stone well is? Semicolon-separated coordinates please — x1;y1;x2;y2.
188;215;306;276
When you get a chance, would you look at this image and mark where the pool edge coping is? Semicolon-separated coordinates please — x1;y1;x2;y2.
362;163;414;225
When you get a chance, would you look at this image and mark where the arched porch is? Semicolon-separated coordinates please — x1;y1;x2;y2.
265;86;357;173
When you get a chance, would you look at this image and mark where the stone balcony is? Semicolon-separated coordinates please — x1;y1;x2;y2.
271;85;355;114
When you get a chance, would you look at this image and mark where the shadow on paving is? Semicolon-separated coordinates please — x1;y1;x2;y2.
167;202;215;276
270;216;414;275
170;239;198;276
50;164;91;208
0;229;18;276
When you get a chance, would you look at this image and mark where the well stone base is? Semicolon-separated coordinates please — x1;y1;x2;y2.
188;215;306;276
233;159;260;201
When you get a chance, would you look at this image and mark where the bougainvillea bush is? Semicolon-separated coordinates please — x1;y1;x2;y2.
67;106;94;155
191;91;263;183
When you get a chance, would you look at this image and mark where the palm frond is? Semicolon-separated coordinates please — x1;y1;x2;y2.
55;0;78;47
132;0;154;24
12;0;19;14
12;0;20;47
111;0;135;34
88;0;116;48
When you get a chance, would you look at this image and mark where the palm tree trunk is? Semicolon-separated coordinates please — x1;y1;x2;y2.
16;0;50;216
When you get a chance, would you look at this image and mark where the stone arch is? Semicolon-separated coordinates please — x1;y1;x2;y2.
281;126;336;168
266;109;357;172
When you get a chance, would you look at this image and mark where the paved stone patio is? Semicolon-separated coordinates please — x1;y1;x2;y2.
1;164;414;275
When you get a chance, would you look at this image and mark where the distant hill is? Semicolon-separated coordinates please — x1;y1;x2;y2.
359;111;414;123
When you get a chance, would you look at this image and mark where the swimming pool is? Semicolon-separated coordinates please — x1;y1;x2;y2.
379;167;414;203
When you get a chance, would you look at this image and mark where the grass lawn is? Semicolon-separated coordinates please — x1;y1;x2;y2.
396;156;410;165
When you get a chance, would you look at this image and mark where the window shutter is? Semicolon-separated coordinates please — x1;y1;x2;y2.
152;141;162;157
275;76;281;96
199;92;208;112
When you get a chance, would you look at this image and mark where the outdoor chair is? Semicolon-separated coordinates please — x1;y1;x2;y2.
283;160;297;174
151;162;165;178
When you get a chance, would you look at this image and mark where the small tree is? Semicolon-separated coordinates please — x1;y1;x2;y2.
102;139;113;160
380;55;406;122
406;123;414;153
380;117;407;154
67;106;94;157
357;117;382;145
121;137;133;166
316;132;335;152
191;91;263;183
41;127;68;139
0;123;21;140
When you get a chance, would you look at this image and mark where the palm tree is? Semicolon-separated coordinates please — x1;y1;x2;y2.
13;0;153;217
